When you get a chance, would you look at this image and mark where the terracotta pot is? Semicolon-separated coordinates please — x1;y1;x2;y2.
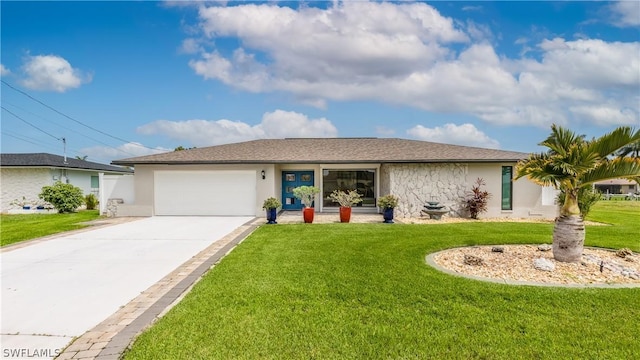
303;207;315;223
339;206;351;223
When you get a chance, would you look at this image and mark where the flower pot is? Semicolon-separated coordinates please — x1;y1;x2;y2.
303;207;315;223
266;208;278;224
22;206;31;210
36;206;45;210
383;207;394;223
339;206;351;223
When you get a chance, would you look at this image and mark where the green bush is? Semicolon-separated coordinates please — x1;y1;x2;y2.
85;194;98;210
557;186;601;218
39;182;85;213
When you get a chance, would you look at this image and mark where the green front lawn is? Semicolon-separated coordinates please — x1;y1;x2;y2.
125;203;639;359
0;210;101;247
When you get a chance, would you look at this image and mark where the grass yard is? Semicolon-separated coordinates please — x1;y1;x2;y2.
0;210;101;247
125;203;639;359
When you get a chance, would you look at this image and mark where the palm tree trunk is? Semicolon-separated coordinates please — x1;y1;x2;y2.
552;214;585;262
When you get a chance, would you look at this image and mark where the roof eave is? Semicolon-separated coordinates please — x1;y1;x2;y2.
113;158;523;166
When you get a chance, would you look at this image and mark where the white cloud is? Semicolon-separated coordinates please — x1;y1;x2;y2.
190;1;467;95
81;142;170;161
182;2;639;128
407;123;500;149
179;38;202;54
136;109;338;147
0;64;10;76
569;105;639;126
462;5;483;12
607;1;640;27
20;55;91;92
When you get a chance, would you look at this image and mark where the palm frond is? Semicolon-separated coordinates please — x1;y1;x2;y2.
580;157;640;186
588;127;640;158
540;124;585;156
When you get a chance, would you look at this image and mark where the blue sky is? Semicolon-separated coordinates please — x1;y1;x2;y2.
1;1;639;164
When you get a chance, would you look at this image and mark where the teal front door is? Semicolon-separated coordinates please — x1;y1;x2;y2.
282;171;314;210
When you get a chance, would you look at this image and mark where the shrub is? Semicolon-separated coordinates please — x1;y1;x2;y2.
292;186;320;208
262;197;282;210
557;187;601;218
464;178;491;219
377;194;399;209
85;194;98;210
39;182;85;213
328;190;363;207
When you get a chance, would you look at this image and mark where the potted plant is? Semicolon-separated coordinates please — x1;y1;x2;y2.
328;190;362;223
10;196;32;210
262;197;282;224
377;194;399;223
293;186;320;223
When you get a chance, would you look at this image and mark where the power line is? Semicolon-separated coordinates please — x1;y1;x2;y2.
1;80;159;151
1;106;61;140
2;101;139;157
2;130;86;156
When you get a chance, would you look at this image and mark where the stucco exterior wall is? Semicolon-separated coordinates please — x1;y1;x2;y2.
467;163;557;219
66;170;96;195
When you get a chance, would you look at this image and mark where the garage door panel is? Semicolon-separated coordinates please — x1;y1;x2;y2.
155;171;256;216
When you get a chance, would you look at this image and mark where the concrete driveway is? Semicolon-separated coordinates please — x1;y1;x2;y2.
1;216;253;359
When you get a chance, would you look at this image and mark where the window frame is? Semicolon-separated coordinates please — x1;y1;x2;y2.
501;166;513;211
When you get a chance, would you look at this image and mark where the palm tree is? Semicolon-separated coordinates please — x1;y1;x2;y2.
617;140;640;158
515;125;640;262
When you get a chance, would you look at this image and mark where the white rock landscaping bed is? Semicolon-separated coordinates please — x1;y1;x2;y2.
430;245;640;286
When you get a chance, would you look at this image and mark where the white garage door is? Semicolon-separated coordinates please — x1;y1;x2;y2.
154;170;256;216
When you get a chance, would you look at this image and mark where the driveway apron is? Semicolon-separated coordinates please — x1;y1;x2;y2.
1;216;253;359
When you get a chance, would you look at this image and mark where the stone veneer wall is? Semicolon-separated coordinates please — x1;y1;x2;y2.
380;163;468;218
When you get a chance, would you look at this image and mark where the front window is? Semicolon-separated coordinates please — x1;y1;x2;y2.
322;170;376;207
501;166;513;210
91;176;99;189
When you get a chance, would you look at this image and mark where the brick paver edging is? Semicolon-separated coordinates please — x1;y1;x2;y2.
55;218;261;360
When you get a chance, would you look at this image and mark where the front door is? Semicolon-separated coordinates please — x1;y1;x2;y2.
282;171;314;210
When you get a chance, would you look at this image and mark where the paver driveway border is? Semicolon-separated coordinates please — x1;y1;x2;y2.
54;217;261;360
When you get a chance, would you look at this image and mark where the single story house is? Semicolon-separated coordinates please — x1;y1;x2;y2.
112;138;558;219
1;153;133;212
594;178;639;196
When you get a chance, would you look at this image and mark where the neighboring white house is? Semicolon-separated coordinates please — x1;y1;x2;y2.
112;138;558;219
1;153;133;212
594;178;640;196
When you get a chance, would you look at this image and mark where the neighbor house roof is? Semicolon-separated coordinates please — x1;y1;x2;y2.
594;178;638;186
1;153;133;173
112;138;529;165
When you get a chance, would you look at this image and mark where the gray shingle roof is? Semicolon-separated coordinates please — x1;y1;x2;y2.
112;138;528;165
1;153;133;173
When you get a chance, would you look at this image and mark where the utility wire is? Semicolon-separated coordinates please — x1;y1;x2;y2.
1;129;84;155
1;106;61;140
2;101;139;157
1;80;159;151
1;131;85;156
